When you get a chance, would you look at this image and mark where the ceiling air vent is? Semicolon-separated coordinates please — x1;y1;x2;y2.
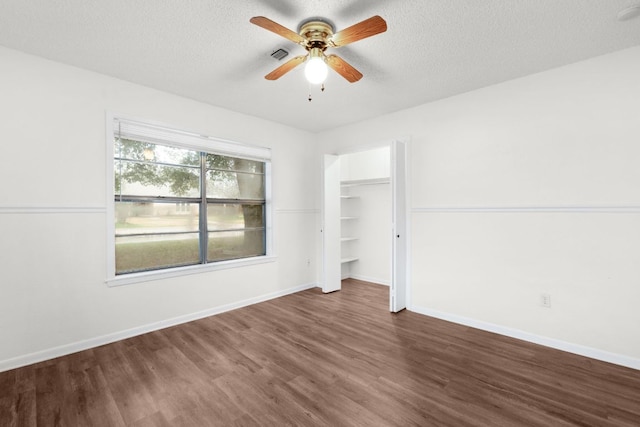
270;47;289;61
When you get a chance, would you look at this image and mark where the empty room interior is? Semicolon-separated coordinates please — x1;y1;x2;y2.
1;1;640;425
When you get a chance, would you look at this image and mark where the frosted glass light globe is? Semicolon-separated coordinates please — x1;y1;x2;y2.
304;57;328;85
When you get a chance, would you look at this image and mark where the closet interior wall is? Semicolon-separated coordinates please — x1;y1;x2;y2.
339;147;391;286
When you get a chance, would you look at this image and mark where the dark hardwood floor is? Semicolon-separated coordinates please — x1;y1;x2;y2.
1;279;640;426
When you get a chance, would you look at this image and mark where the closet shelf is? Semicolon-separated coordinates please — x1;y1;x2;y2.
341;257;359;264
341;178;390;187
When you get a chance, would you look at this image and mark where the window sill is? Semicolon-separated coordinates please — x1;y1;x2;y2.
106;255;277;287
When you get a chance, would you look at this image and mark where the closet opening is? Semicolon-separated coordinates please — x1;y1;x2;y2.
322;140;407;312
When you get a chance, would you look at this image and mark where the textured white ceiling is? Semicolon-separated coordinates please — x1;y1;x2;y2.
1;1;639;133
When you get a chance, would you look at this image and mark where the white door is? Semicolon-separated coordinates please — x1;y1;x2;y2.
322;154;342;293
390;140;408;312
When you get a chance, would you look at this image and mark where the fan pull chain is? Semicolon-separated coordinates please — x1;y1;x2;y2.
307;83;326;102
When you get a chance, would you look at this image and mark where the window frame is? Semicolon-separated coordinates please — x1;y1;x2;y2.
105;114;274;287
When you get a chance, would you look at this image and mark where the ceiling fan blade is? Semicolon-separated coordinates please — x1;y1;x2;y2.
265;55;307;80
330;15;387;47
250;16;306;45
325;54;363;83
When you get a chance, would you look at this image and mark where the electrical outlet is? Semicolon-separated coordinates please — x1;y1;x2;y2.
540;293;551;308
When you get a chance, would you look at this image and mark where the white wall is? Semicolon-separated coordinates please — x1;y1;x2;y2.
0;46;320;370
340;146;391;182
317;46;640;368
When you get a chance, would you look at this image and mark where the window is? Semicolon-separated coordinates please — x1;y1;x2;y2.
108;117;272;282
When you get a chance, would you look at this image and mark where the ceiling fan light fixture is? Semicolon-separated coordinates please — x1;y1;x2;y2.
304;48;328;85
250;15;387;84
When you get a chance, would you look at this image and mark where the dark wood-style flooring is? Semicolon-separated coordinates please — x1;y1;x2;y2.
1;279;640;426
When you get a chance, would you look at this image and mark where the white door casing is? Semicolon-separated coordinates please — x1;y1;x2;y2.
390;140;408;312
322;154;342;293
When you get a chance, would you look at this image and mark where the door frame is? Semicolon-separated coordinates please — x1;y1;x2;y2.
321;154;342;293
322;137;410;311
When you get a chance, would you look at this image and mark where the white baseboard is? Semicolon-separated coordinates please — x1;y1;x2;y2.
410;305;640;371
0;282;318;373
344;274;390;286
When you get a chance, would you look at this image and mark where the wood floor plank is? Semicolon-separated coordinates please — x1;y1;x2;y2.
1;279;640;426
98;352;158;425
286;374;391;426
34;361;75;426
129;410;172;427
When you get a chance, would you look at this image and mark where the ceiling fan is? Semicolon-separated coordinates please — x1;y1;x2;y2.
250;15;387;84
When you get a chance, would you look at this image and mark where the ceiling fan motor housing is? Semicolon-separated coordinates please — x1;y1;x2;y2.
299;21;334;51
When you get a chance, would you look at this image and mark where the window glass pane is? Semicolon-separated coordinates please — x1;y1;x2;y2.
115;202;200;234
115;160;200;197
116;234;200;274
115;201;201;274
112;121;270;277
207;204;264;231
116;139;200;166
206;170;264;200
206;154;264;174
207;229;265;262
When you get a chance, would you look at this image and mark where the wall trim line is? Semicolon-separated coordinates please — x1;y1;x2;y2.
410;305;640;371
0;206;106;214
0;207;322;215
275;209;320;214
412;206;640;214
0;282;318;373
